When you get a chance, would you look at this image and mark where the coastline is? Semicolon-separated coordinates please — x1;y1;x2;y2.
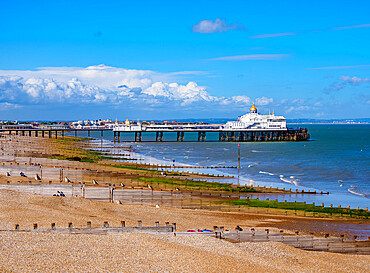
0;132;369;271
85;130;369;209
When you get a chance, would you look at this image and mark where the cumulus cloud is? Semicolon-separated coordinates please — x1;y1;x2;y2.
0;65;273;112
255;97;273;105
324;75;370;93
192;19;246;33
0;102;22;110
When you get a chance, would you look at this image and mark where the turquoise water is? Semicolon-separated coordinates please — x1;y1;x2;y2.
83;124;370;208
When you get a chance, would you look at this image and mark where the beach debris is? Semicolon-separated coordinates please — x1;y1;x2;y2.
64;177;71;183
93;179;99;185
6;172;10;176
35;174;41;180
155;204;160;208
115;200;122;204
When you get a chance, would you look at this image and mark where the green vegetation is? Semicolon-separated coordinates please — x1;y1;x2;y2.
110;164;155;171
135;177;257;192
47;156;97;163
221;199;369;219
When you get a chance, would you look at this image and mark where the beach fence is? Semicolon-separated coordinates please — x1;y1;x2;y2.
7;221;176;235
216;229;370;254
1;183;368;219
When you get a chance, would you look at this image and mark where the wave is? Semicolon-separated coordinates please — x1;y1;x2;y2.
259;171;276;176
259;170;299;185
348;186;368;198
248;163;259;168
279;177;299;186
195;159;211;165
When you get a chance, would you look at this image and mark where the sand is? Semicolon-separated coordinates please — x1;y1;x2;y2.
1;189;369;273
0;133;369;272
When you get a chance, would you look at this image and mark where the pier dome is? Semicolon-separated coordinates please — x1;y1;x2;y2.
250;103;257;113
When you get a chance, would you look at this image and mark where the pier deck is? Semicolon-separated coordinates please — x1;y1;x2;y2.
1;127;310;142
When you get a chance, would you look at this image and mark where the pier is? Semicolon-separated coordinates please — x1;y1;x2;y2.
112;128;310;142
1;127;310;142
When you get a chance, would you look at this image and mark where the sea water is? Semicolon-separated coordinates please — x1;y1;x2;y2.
82;124;369;209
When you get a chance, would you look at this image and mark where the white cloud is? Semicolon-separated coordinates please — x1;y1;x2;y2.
207;54;290;61
0;102;22;110
0;65;273;111
192;19;246;33
310;64;370;70
324;75;370;93
250;32;297;39
249;22;370;40
231;95;251;105
332;23;370;30
256;96;273;105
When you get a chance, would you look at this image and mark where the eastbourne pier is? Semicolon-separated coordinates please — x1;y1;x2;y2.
1;104;310;142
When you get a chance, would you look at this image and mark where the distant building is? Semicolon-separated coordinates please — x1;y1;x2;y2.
1;124;34;130
39;124;70;130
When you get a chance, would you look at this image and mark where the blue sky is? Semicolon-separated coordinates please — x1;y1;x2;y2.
0;0;369;120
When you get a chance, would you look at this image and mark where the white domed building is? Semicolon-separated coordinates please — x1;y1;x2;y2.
224;103;287;130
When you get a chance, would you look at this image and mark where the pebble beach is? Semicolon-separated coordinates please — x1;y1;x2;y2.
0;134;369;272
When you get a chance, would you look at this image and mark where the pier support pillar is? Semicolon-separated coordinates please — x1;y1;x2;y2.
198;132;206;142
156;132;163;142
135;132;142;142
177;132;184;142
101;130;103;142
226;132;235;142
219;132;226;141
113;131;116;143
35;131;38;137
75;130;77;137
55;131;57;139
49;131;51;138
42;131;44;138
118;132;120;143
88;130;90;138
15;130;18;135
22;130;25;136
29;130;32;137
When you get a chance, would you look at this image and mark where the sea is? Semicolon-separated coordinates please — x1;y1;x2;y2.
81;124;369;209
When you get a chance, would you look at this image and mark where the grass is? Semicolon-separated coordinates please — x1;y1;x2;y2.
135;177;257;192
221;199;369;219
